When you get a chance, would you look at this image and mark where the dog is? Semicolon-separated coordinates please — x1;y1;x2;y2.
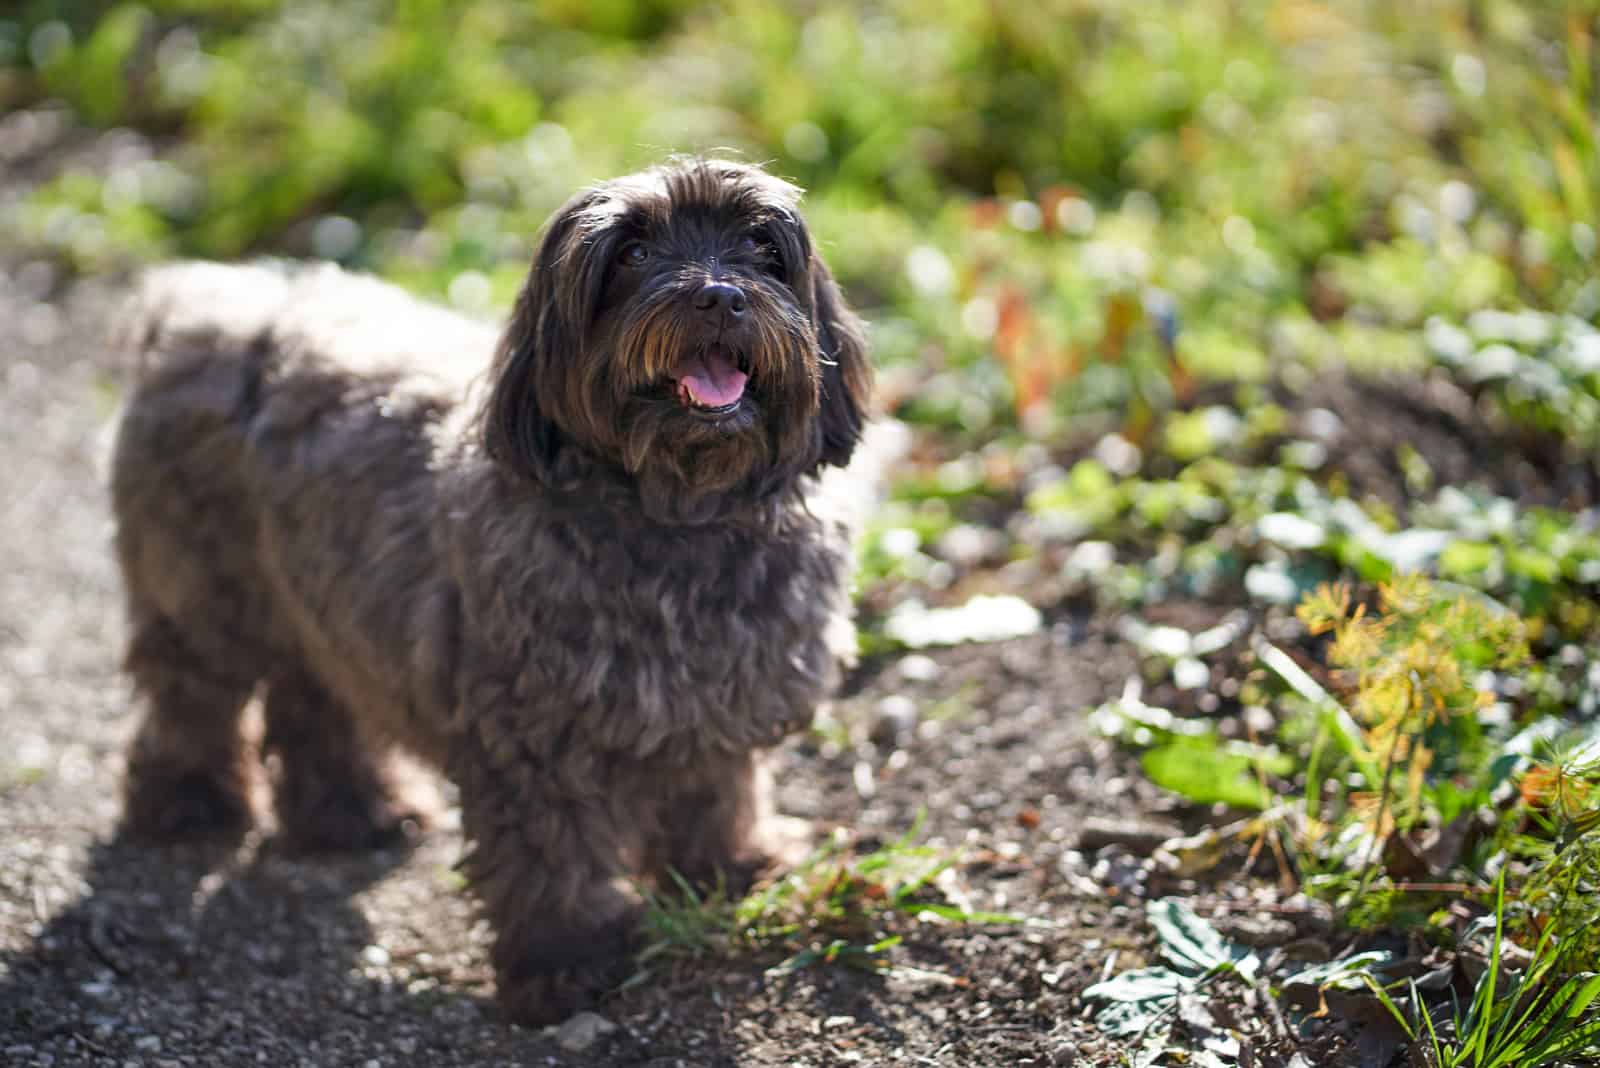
108;158;873;1024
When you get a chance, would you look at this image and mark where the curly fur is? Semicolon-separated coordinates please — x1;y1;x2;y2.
108;160;874;1024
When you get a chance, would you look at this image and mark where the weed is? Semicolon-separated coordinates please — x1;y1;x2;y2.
1296;576;1528;842
631;817;1021;987
1365;873;1600;1067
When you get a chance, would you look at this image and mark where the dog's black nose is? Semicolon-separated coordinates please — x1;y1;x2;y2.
693;282;747;318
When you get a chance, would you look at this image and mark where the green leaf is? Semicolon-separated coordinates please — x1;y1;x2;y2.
1141;739;1272;810
1146;898;1260;981
1082;966;1191;1003
909;903;1026;925
1283;950;1397;990
1439;539;1499;579
1507;547;1561;584
1083;967;1191;1037
1485;972;1600;1067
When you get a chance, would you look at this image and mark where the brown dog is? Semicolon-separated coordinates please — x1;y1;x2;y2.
108;159;872;1023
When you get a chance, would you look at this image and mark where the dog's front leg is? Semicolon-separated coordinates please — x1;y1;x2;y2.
655;753;812;897
456;761;644;1027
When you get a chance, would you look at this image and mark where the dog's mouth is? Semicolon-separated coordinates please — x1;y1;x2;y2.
668;344;750;415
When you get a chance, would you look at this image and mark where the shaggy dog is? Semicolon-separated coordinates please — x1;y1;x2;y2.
108;159;872;1024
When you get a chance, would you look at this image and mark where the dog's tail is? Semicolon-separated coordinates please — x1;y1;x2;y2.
111;261;295;385
98;263;296;487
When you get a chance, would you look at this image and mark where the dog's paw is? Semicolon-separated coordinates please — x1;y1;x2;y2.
277;784;424;853
496;919;640;1027
122;766;253;843
497;965;625;1028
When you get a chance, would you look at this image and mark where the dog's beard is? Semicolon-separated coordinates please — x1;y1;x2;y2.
575;285;822;519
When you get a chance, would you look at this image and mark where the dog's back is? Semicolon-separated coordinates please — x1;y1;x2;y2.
111;262;495;615
117;261;495;410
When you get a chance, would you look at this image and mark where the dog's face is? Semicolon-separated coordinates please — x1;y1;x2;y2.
481;160;870;521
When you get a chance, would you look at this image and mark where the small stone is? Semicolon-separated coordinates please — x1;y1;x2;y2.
870;695;919;745
852;760;876;799
360;944;390;968
823;1014;856;1031
936;523;1003;567
1172;656;1210;691
1257;511;1326;550
1064;540;1115;577
1244;563;1298;605
896;653;940;683
1092;432;1142;476
134;1035;162;1052
1302;407;1343;441
1050;1041;1079;1066
883;594;1041;648
554;1011;617;1053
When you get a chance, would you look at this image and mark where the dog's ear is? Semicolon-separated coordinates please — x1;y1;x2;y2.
481;191;609;482
808;252;872;470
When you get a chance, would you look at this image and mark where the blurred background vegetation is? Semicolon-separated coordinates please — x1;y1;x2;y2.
2;0;1596;437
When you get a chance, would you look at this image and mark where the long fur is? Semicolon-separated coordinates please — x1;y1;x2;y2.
108;160;874;1024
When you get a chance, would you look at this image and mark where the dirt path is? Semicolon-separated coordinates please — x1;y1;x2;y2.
0;267;1198;1067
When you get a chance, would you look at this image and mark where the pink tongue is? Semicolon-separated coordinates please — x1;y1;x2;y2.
675;346;748;407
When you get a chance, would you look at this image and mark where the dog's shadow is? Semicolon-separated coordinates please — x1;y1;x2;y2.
1;824;922;1064
0;825;506;1060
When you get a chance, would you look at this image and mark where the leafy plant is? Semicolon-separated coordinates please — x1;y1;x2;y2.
632;817;1020;985
1296;575;1529;843
1365;873;1600;1067
1084;899;1260;1065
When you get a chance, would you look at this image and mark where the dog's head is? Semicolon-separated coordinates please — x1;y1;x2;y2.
480;159;870;521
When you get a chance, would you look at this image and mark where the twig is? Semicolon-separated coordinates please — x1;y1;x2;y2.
1355;736;1402;900
1388;881;1486;894
1179;899;1325;916
1254;976;1295;1048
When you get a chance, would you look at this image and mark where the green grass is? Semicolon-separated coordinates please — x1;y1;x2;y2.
630;818;1022;987
1365;873;1600;1068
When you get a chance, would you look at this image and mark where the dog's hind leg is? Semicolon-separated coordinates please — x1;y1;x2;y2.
262;668;417;852
121;611;259;841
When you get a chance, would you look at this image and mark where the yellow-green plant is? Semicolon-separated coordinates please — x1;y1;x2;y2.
1296;576;1530;838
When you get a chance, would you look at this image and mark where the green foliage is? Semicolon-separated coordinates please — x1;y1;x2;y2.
3;1;1597;432
1084;898;1260;1063
1297;576;1527;788
1366;874;1600;1067
634;818;1019;983
1140;737;1291;812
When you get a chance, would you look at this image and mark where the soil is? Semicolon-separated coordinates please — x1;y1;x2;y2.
3;116;1593;1068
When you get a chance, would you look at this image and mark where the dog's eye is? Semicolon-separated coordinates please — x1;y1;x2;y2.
740;231;784;277
618;242;650;267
